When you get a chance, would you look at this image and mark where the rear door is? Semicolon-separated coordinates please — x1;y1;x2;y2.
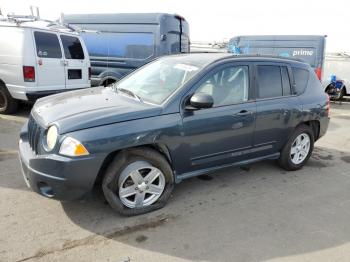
60;34;89;90
33;31;65;91
253;62;301;156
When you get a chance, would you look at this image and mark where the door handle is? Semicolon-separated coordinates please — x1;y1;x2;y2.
60;60;68;66
234;110;253;116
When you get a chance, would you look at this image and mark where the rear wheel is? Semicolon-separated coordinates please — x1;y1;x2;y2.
0;84;18;114
102;148;174;216
279;125;314;171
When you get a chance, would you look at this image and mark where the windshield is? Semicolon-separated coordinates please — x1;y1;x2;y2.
115;57;202;104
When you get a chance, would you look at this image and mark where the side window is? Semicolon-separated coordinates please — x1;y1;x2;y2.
34;31;62;58
196;66;249;107
81;32;154;59
257;65;282;98
60;35;85;59
292;67;309;95
281;66;291;96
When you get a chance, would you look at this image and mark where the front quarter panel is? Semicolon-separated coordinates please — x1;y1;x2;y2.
62;113;183;173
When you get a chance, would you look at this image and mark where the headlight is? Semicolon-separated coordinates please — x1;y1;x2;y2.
59;137;89;157
46;125;58;151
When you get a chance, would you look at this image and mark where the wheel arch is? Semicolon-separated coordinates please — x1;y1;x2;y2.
296;120;320;141
93;143;173;186
0;79;7;88
101;77;118;87
325;82;347;95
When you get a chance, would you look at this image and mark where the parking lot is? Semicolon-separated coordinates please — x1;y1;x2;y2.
1;101;350;262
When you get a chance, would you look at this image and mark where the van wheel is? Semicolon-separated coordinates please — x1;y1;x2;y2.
103;79;116;87
0;84;18;114
102;148;174;216
278;125;314;171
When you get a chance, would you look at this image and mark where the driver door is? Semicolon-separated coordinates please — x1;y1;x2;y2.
178;63;257;175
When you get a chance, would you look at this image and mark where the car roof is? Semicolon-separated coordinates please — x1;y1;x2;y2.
168;52;310;68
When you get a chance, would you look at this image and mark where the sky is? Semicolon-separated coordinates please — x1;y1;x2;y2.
1;0;350;52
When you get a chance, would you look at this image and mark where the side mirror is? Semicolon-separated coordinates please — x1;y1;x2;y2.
188;93;214;110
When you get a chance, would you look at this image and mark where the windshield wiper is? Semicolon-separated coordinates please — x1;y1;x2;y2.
116;87;143;102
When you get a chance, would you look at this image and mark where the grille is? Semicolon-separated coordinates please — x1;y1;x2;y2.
28;115;43;154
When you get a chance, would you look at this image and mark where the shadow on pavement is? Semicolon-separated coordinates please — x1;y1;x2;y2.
61;146;350;261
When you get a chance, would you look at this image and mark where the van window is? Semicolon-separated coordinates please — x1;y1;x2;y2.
196;66;249;107
34;32;62;58
60;35;85;59
292;67;309;94
281;66;291;96
81;32;154;59
257;65;282;98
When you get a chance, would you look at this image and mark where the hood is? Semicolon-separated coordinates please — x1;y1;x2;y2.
32;87;162;134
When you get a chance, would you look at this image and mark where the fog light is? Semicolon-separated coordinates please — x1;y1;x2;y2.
37;182;54;198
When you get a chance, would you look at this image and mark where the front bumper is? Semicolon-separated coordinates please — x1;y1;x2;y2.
19;138;106;201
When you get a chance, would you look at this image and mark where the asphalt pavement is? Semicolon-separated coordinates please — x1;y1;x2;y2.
1;101;350;262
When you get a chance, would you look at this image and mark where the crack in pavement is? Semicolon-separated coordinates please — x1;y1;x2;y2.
15;214;176;262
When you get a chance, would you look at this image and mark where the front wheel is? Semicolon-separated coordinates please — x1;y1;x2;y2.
102;148;174;216
279;125;314;171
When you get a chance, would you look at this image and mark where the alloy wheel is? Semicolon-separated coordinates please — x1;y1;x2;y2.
290;133;311;165
118;161;165;208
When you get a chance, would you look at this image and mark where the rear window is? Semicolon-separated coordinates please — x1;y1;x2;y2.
81;32;154;59
292;67;309;94
60;35;85;59
257;65;283;98
34;31;62;58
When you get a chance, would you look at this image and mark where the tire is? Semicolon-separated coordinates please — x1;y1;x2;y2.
339;88;346;100
278;124;314;171
102;147;174;216
0;84;18;114
103;79;116;87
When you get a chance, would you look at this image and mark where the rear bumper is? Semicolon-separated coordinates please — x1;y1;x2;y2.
319;116;330;139
18;137;106;201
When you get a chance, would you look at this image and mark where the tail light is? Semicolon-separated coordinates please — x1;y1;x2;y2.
23;66;35;82
88;67;91;80
315;67;322;80
326;94;330;117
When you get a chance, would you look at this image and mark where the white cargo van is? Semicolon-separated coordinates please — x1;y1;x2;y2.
0;17;91;114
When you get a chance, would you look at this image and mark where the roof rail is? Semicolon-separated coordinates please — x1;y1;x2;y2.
2;7;78;33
